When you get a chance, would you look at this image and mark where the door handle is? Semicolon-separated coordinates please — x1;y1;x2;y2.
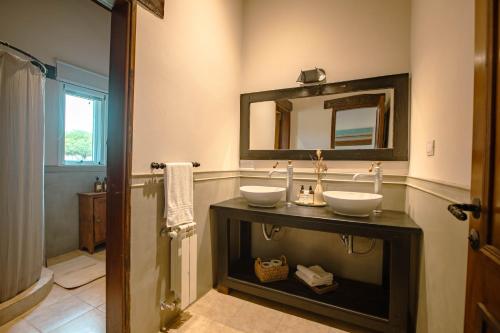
447;198;481;221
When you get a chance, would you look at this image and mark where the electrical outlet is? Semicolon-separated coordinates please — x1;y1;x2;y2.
426;140;435;156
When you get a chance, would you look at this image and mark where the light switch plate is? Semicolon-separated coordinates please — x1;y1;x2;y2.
426;140;435;156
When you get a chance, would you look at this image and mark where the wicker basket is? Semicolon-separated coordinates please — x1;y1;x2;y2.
254;255;289;283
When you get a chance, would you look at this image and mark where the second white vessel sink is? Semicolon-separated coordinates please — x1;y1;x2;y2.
240;186;286;207
323;191;383;217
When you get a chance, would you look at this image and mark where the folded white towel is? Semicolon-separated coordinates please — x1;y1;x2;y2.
309;265;333;280
163;163;194;227
296;271;333;287
297;265;321;280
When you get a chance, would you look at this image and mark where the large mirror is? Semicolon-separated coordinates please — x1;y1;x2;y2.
241;74;408;160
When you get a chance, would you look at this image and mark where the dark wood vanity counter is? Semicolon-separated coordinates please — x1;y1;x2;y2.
212;197;421;235
211;198;421;333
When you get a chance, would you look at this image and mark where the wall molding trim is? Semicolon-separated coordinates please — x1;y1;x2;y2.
406;175;470;191
406;176;470;204
130;169;469;203
130;170;240;188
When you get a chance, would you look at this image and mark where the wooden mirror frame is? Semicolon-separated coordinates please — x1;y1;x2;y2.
240;73;409;161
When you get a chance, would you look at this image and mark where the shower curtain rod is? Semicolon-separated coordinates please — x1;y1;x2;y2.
0;40;48;75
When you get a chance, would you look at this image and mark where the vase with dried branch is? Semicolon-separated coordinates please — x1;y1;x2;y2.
312;149;328;204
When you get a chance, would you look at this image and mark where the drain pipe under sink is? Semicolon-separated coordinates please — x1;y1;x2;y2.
262;224;281;241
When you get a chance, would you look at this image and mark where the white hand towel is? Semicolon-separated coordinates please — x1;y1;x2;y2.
297;265;321;280
296;271;333;287
163;163;194;227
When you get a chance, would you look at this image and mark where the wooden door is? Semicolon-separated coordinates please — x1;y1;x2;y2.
94;197;107;244
464;0;500;331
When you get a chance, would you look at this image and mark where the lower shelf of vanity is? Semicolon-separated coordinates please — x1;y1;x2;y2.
227;259;389;321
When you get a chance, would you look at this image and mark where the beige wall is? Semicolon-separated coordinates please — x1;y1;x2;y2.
129;0;475;332
130;175;239;333
132;1;242;174
290;97;332;150
408;0;474;331
241;0;410;93
409;0;474;188
249;101;276;150
130;1;243;331
405;181;470;333
240;0;410;173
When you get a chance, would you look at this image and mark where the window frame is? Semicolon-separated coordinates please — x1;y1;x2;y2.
58;82;108;166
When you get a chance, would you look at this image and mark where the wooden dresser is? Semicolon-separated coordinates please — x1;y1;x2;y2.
78;192;106;254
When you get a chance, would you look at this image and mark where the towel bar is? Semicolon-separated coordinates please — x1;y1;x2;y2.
151;161;200;169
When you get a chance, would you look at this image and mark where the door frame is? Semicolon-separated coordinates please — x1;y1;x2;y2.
106;0;136;332
101;0;164;331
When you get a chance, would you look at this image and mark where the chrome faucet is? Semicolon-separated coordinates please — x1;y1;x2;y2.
268;160;294;205
352;162;383;213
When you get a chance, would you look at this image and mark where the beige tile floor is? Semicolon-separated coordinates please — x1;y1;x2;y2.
0;249;106;333
166;289;372;333
1;248;370;333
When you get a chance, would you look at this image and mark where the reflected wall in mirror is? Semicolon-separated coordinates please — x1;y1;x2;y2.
241;74;409;160
249;89;394;151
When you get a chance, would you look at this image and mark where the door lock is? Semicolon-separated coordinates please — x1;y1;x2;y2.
468;229;480;250
447;198;481;221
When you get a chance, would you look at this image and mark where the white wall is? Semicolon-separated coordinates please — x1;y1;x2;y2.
130;2;243;331
409;0;474;331
241;0;410;93
0;0;111;166
0;0;110;74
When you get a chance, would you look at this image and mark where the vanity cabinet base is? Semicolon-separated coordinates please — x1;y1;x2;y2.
211;198;421;333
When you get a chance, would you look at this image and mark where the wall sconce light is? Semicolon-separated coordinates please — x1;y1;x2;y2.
296;68;326;85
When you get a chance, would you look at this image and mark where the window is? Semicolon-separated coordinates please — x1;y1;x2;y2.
60;83;107;165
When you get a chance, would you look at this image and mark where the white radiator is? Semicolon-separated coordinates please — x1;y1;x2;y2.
170;222;197;310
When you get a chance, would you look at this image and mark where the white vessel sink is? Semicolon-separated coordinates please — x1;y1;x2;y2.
323;191;383;217
240;186;286;207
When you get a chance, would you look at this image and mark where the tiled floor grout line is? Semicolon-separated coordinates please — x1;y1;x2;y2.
43;307;94;333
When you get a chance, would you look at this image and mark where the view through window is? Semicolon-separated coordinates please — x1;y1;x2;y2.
62;84;107;165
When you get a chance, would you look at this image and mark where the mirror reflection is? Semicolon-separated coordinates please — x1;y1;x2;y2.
249;89;394;150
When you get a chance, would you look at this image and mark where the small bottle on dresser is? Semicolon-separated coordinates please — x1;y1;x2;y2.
102;177;108;192
94;177;103;193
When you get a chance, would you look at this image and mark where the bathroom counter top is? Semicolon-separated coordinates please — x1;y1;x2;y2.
211;197;421;236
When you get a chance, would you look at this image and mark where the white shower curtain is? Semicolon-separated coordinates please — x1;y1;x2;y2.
0;51;45;302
